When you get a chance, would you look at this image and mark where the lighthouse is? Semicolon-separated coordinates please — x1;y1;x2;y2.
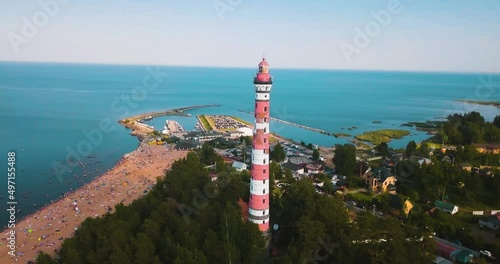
248;57;273;232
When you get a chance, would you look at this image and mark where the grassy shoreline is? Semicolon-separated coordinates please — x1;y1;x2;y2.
355;129;410;145
198;114;213;131
401;120;445;133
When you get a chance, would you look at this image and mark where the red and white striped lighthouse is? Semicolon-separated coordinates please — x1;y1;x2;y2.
248;57;273;232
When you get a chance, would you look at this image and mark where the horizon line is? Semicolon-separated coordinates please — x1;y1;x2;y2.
1;59;499;76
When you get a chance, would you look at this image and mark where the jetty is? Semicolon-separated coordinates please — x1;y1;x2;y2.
127;104;220;122
119;104;220;139
237;109;373;148
238;110;327;133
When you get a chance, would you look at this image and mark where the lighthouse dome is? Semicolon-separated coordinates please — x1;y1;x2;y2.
258;57;269;67
254;57;272;84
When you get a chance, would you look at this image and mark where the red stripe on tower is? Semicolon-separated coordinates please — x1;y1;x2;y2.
248;57;273;232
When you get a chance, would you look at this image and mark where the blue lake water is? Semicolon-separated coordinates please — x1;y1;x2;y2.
0;61;498;225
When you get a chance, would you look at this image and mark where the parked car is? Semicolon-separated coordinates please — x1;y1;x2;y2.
480;250;492;257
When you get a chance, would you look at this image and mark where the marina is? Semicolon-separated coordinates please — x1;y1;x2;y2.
119;105;219;139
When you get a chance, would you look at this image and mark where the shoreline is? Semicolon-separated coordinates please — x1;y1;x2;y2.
1;116;189;263
454;100;500;108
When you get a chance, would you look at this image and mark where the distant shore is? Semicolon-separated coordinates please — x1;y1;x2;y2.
454;100;500;108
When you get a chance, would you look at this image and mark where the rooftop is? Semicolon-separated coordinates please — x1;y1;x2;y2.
435;200;457;211
305;163;324;170
282;162;304;171
232;161;247;170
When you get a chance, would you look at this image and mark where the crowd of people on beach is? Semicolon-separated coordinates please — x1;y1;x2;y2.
0;143;188;263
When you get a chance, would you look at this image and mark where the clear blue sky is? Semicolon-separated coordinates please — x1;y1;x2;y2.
1;0;499;73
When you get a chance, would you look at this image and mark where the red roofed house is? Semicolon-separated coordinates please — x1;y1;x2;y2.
305;163;324;174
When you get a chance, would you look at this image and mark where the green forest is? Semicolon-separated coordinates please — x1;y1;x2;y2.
441;112;500;145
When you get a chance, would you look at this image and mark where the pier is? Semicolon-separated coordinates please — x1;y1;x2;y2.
126;104;220;122
119;104;220;139
237;110;373;148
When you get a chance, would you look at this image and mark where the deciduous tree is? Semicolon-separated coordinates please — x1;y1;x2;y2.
271;143;286;162
375;142;389;158
333;144;356;175
312;149;320;161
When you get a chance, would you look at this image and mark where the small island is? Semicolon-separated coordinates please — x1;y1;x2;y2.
354;129;410;145
401;120;445;132
454;100;500;108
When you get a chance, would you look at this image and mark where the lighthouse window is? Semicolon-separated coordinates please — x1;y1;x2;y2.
264;106;267;112
263;169;266;173
263;199;266;203
263;220;265;224
264;138;267;143
263;211;265;215
264;117;267;122
263;189;265;194
263;159;266;164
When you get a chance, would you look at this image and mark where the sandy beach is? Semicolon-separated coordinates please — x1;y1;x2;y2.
0;143;188;263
